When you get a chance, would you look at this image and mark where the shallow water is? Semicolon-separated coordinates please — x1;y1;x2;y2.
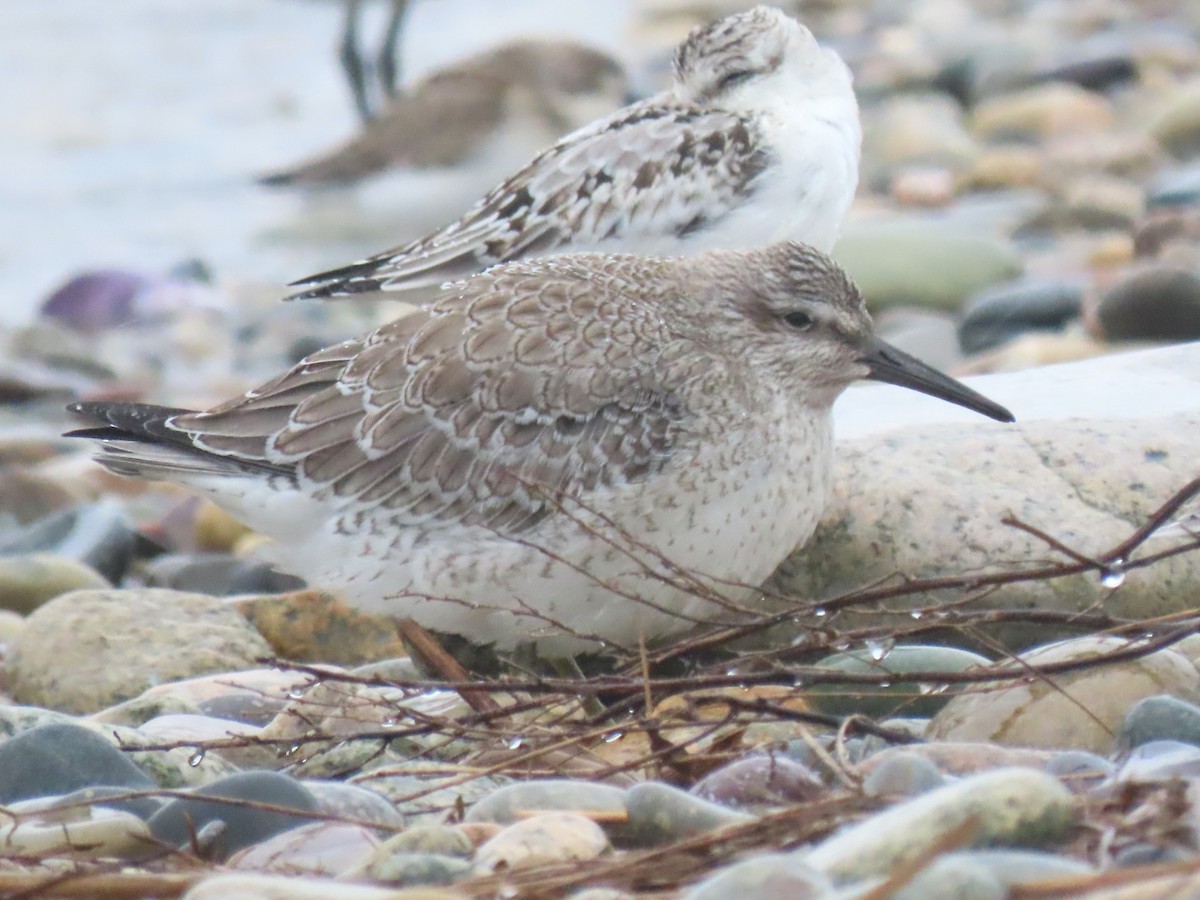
0;0;633;325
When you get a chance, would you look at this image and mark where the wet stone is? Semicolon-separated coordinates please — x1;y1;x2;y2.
473;812;610;874
861;750;946;798
371;825;474;858
362;852;473;887
227;821;380;877
958;280;1083;355
355;764;509;827
0;502;141;584
928;637;1200;754
1044;750;1115;792
1119;694;1200;750
833;222;1022;313
802;768;1075;882
142;553;302;596
303;779;406;829
52;784;164;821
1147;165;1200;209
691;753;824;811
463;778;626;826
237;589;408;665
884;855;1007;900
182;872;419;899
807;645;991;719
1116;740;1200;783
0;722;154;804
7;587;274;713
1097;266;1200;342
683;853;832;900
198;689;290;727
148;771;319;861
0;554;109;614
0;798;154;861
943;849;1097;886
1114;842;1194;867
624;781;753;847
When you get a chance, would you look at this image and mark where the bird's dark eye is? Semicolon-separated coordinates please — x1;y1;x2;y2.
782;311;814;330
716;69;755;92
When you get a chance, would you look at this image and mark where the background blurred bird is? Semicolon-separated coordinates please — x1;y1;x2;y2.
286;5;861;302
261;38;631;190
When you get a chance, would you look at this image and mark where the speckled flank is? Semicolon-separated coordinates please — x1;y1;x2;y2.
74;242;878;652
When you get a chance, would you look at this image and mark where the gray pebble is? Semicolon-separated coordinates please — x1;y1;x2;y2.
958;279;1082;354
0;722;154;804
1117;740;1200;782
691;753;824;811
464;778;626;826
1119;694;1200;749
861;750;946;798
364;851;473;886
374;825;473;857
148;771;318;861
684;853;832;900
624;781;753;847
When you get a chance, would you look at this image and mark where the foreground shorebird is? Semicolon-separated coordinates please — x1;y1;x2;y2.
288;5;860;301
67;243;1011;653
261;39;630;189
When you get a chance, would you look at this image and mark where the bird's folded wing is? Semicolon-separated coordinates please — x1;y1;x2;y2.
177;265;699;535
287;101;769;300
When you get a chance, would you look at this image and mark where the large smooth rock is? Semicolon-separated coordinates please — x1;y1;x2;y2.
801;768;1075;882
464;779;626;826
832;222;1022;312
149;771;319;861
773;344;1200;652
926;637;1200;753
7;588;273;713
0;722;154;804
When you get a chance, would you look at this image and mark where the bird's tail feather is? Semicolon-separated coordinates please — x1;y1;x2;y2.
65;401;294;481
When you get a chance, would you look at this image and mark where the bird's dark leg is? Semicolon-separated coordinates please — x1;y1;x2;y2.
339;0;375;121
377;0;412;103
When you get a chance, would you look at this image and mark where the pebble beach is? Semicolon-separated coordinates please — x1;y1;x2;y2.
1;0;1200;897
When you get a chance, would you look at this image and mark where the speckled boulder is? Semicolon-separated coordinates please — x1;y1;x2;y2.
927;637;1200;753
770;412;1200;651
7;589;273;713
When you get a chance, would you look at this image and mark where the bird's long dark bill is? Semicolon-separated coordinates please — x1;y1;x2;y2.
859;338;1014;423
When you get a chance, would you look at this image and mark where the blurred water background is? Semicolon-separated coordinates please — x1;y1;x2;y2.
0;0;633;325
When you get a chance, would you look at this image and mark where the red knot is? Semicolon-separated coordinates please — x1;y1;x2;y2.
67;243;1011;653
